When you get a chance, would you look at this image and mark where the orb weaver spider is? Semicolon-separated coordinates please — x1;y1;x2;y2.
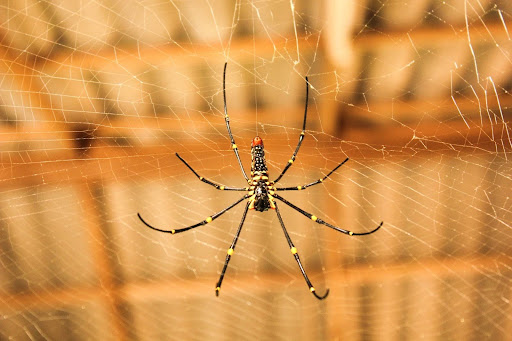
138;63;383;300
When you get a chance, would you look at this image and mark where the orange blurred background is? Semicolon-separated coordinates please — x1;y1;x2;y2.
1;0;512;340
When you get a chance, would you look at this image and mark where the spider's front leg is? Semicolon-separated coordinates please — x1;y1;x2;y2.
276;158;349;191
222;63;250;182
273;75;310;184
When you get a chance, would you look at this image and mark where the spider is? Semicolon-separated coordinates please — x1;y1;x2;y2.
137;63;383;300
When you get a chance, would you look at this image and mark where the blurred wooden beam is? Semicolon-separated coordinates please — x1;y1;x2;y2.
79;182;128;341
2;285;102;312
344;119;512;150
4;253;511;310
1;119;510;188
14;74;508;143
343;93;512;125
353;20;511;48
1;89;509;150
0;126;71;144
33;34;319;71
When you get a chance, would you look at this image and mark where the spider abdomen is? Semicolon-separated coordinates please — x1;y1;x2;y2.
249;180;276;211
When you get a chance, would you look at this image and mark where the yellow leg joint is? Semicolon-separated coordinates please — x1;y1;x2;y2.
220;186;225;190
227;248;234;255
171;229;175;234
349;231;354;235
319;178;324;182
232;144;237;149
216;287;220;292
199;176;204;180
290;247;297;254
311;215;318;222
310;287;316;292
206;217;213;223
288;159;294;164
297;186;302;190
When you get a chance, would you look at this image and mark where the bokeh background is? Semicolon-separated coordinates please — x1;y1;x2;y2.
1;0;512;340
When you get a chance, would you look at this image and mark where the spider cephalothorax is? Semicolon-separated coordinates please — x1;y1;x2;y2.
137;63;383;300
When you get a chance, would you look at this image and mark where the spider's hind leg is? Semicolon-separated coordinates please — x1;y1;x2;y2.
275;202;329;300
274;194;383;236
215;201;251;296
138;195;249;234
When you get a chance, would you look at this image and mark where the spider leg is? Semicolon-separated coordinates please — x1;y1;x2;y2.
275;203;329;300
223;63;250;182
176;153;247;191
273;76;309;184
276;158;349;191
273;194;383;236
215;201;250;297
137;195;249;234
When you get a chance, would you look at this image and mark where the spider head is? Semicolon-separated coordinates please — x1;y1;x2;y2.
251;136;263;147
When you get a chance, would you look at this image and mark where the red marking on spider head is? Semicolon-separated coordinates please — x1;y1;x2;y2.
251;136;263;147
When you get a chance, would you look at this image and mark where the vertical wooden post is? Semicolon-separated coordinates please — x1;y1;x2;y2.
78;180;128;340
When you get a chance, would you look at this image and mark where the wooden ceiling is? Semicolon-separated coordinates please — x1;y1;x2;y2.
0;0;511;160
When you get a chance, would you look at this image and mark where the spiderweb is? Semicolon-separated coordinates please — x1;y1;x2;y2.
1;0;511;340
